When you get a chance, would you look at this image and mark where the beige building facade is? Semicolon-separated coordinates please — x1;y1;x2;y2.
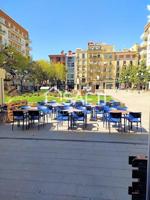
141;22;150;66
0;68;5;105
87;42;116;91
74;42;140;91
75;48;87;89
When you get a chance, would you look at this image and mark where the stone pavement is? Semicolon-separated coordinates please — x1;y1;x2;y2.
0;123;148;200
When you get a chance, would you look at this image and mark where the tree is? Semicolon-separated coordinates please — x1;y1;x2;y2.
36;60;67;88
0;46;67;92
36;60;53;85
50;63;66;88
136;61;150;89
0;45;32;93
119;61;150;90
119;65;131;88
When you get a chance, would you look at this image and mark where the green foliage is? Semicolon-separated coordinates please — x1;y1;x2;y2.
0;46;66;89
119;61;150;89
36;59;66;83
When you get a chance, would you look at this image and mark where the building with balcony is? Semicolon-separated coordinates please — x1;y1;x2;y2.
75;42;140;91
49;50;66;65
75;48;87;89
0;9;30;56
87;42;116;91
141;22;150;66
65;51;75;89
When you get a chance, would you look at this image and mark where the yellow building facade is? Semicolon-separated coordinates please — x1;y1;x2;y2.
75;48;87;89
75;42;140;91
87;42;116;91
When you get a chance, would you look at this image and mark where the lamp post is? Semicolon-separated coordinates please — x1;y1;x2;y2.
125;75;130;89
137;72;144;90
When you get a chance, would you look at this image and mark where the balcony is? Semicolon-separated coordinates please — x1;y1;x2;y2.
0;29;6;35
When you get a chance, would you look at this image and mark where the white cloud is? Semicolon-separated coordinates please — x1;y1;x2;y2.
147;5;150;11
140;33;144;39
147;15;150;22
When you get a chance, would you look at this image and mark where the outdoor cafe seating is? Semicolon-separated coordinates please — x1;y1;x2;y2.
12;105;46;130
8;98;143;133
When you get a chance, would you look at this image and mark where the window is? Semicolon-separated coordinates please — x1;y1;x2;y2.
96;85;99;89
119;55;124;59
82;54;85;59
56;57;61;62
126;55;130;59
130;61;133;65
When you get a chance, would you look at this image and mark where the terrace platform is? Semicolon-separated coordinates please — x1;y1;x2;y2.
0;123;148;200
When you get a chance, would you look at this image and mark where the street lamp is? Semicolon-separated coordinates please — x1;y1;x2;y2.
125;75;130;89
137;72;144;90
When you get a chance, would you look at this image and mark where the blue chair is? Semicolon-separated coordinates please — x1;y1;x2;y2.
38;105;52;123
74;101;84;108
20;105;31;110
107;112;122;133
72;111;87;129
100;100;105;104
62;102;72;106
55;105;65;117
126;112;142;132
85;105;93;118
28;110;44;129
102;106;111;126
99;100;106;106
116;106;128;111
12;110;28;130
112;101;121;108
56;110;70;130
37;101;45;106
94;106;104;120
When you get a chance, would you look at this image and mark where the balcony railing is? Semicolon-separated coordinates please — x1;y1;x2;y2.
0;29;6;35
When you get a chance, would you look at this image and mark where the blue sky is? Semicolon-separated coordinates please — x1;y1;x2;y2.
1;0;149;60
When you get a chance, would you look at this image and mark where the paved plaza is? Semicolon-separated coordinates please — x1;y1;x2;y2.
0;123;148;200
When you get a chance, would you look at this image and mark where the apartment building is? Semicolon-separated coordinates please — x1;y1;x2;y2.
49;50;75;89
75;48;87;89
66;51;75;89
0;9;30;56
74;42;140;91
87;42;116;91
49;50;66;65
141;22;150;66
